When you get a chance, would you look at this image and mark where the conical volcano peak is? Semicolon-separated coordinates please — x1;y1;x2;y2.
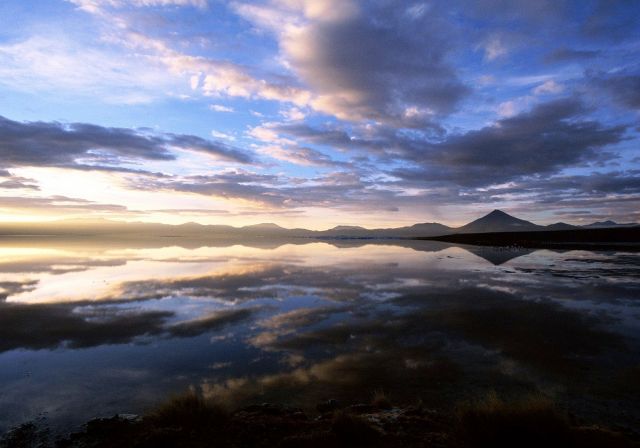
457;209;541;233
485;209;513;218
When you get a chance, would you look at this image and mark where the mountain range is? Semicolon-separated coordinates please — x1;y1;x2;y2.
0;209;636;239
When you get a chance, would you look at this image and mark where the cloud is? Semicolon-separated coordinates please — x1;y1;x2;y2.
393;98;627;187
588;71;640;110
580;0;640;41
0;36;177;104
6;3;312;110
0;115;253;170
204;277;625;408
480;34;509;61
430;170;640;223
543;48;600;64
168;307;260;338
0;280;39;301
211;130;236;141
0;301;173;352
209;104;234;113
0;300;256;353
257;145;345;167
236;0;469;126
0;171;39;190
533;80;563;95
127;97;630;215
67;0;208;13
1;0;637;223
0;195;129;213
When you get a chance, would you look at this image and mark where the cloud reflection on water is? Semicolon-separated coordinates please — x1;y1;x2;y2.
0;240;638;432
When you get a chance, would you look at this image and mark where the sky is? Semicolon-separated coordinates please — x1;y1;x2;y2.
0;0;638;229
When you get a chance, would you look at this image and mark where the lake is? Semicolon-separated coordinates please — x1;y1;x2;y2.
1;239;639;434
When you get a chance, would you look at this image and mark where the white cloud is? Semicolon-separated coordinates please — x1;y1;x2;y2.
211;130;236;140
481;35;508;61
0;36;177;103
280;107;306;121
496;96;536;117
67;0;207;13
533;80;564;95
210;104;234;112
497;101;517;117
59;2;315;108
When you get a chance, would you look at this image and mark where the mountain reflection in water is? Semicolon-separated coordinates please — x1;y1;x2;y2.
0;240;638;434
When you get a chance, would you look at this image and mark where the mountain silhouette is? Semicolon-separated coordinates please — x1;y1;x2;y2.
546;222;577;231
583;220;638;228
456;209;542;234
0;209;636;239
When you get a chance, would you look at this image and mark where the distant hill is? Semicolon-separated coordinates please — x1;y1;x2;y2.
0;210;636;239
583;220;639;229
546;222;577;231
318;223;453;238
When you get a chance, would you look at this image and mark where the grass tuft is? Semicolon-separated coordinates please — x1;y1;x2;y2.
456;392;570;448
146;391;229;430
370;389;392;410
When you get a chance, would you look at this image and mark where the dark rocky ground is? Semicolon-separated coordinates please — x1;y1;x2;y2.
2;393;638;448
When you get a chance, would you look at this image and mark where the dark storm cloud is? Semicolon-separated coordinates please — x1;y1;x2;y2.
0;301;173;352
0;195;129;212
443;170;640;223
0;280;38;301
0;301;257;352
537;171;640;195
0;115;253;169
132;97;633;213
128;168;400;211
163;133;253;163
543;48;601;64
262;98;629;190
0;170;39;190
588;71;640;110
463;0;567;23
280;2;469;126
260;122;389;154
0;178;39;190
136;175;286;207
471;171;640;204
464;0;639;41
580;0;640;41
168;307;260;338
393;98;627;187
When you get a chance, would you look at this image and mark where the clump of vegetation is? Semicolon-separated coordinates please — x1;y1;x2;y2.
58;392;231;448
455;392;635;448
370;389;392;410
146;392;229;429
456;392;570;448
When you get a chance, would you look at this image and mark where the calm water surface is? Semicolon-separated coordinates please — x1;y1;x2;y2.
0;239;639;433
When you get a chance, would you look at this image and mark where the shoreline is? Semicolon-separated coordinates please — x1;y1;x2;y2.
416;227;640;252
